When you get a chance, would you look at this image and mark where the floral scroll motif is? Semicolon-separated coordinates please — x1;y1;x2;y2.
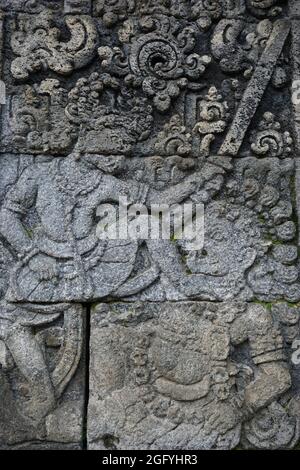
99;15;211;112
250;112;293;158
10;10;98;79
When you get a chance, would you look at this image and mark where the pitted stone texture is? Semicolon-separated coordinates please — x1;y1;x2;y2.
0;1;63;12
88;302;300;450
0;0;298;451
0;154;297;304
64;0;92;14
0;303;85;450
9;12;98;81
290;0;300;16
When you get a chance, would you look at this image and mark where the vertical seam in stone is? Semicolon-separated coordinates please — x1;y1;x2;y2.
82;303;91;450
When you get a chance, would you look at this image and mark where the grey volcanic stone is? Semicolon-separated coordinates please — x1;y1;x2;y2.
0;0;299;450
88;302;299;450
0;303;85;449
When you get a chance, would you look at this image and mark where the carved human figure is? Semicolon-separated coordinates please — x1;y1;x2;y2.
0;304;57;427
92;303;292;449
147;201;258;300
150;304;291;444
0;152;223;303
0;302;82;436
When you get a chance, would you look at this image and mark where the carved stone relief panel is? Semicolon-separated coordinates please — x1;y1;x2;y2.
0;0;299;451
0;302;85;449
88;302;299;450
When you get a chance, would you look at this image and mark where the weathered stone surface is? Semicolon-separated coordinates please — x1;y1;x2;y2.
0;153;296;303
0;0;299;451
88;302;299;450
0;1;63;13
65;0;92;14
0;302;85;449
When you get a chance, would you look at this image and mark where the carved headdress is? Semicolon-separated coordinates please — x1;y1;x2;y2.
66;72;153;155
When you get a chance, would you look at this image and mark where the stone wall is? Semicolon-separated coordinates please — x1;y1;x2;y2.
0;0;300;450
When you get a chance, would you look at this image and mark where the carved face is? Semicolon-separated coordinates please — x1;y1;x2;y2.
149;310;230;386
186;212;257;278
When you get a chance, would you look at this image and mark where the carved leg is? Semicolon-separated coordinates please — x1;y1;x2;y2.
5;323;56;424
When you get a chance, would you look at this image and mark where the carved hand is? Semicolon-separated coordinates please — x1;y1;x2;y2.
28;254;58;282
